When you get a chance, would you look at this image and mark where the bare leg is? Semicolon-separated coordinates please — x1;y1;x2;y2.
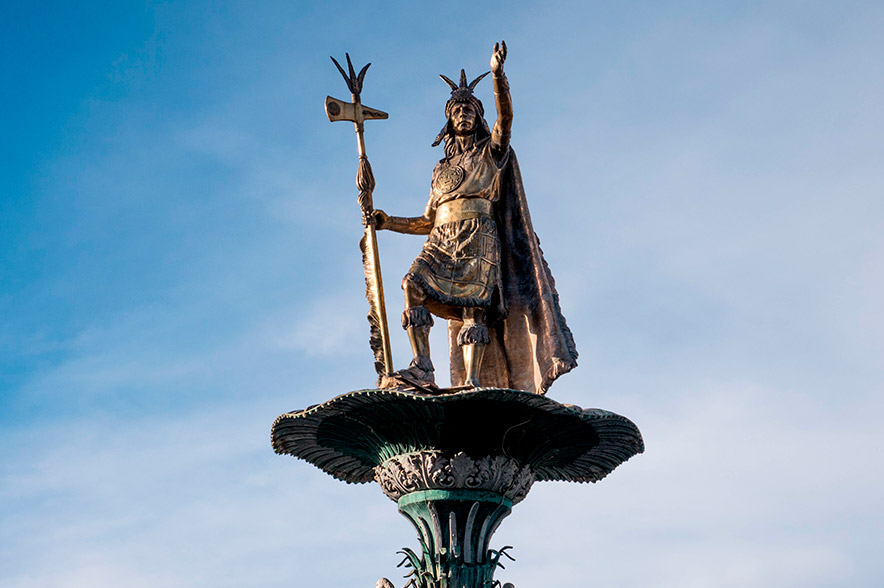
458;307;489;388
399;279;434;384
403;279;426;311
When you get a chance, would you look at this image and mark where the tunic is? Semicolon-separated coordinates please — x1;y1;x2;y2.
405;138;505;319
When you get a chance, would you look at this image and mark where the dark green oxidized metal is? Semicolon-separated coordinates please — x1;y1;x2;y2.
271;388;642;483
272;388;643;587
396;489;515;588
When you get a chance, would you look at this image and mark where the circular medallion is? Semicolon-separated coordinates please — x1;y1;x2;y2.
435;164;465;193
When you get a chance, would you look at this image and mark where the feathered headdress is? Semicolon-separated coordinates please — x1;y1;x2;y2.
432;69;492;147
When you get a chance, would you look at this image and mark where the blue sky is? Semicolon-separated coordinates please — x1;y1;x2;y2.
2;1;883;586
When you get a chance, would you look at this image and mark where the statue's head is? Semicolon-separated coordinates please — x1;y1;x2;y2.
450;101;479;136
433;69;492;154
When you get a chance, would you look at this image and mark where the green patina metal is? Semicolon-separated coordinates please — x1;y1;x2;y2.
398;489;513;509
271;388;643;485
395;488;515;588
318;395;598;467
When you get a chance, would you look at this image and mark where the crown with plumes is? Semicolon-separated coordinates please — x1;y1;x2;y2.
440;69;490;103
432;69;492;147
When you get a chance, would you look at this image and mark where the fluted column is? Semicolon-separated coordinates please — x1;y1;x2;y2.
375;451;533;588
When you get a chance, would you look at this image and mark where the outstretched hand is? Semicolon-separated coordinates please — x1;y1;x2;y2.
491;40;507;75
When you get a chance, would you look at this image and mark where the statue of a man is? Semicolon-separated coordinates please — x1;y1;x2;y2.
373;42;578;394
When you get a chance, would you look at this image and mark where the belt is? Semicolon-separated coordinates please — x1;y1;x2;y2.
434;198;493;227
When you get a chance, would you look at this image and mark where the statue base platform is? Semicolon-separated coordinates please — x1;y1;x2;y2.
272;388;643;588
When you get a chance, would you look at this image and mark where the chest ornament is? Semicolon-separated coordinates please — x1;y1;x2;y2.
435;164;465;193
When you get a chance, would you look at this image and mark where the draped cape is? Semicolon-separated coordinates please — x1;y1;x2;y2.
447;148;578;394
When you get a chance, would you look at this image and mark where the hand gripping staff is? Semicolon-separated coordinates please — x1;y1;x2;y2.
325;54;393;379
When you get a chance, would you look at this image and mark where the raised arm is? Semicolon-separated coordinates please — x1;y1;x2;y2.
490;41;512;155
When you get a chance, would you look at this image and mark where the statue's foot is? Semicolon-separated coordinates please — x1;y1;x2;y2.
379;357;435;391
396;362;435;386
464;375;481;389
404;355;435;384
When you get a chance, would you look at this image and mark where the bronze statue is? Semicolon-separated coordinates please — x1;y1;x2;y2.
274;46;643;588
372;42;578;394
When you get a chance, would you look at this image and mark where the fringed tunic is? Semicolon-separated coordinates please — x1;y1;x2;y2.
405;138;505;317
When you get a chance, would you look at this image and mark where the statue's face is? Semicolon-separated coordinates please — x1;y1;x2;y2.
451;102;477;136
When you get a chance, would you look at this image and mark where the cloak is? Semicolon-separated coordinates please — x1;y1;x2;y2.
447;148;578;394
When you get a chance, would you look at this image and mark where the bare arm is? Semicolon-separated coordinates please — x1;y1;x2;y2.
372;209;433;235
490;41;512;155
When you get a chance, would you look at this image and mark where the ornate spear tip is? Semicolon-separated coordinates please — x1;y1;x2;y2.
330;55;348;81
330;53;371;95
356;62;371;93
345;53;356;81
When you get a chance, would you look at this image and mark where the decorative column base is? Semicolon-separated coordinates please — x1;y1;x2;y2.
272;388;644;588
375;451;533;588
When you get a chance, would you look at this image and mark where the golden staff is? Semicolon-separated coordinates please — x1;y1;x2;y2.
325;54;393;377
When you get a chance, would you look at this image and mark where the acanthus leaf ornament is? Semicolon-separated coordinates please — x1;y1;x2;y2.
374;451;535;505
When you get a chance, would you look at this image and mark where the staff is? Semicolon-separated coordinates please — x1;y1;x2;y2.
325;53;393;377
